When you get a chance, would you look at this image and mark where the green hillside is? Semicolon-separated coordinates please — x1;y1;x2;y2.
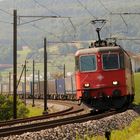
0;0;140;73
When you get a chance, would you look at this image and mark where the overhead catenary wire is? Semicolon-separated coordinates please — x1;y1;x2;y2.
17;33;33;47
0;20;12;24
76;0;97;19
32;0;77;39
18;17;48;26
119;14;128;33
17;16;78;46
110;12;140;32
61;20;74;39
97;0;129;38
0;8;12;16
32;0;61;16
30;23;68;43
17;0;94;43
12;0;139;46
111;12;140;15
16;14;72;44
97;0;112;14
68;18;77;33
0;8;13;24
18;16;71;26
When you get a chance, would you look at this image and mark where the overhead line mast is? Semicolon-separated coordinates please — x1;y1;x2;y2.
13;9;17;119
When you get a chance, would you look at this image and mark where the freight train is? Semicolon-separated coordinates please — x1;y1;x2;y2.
75;20;135;111
0;77;76;100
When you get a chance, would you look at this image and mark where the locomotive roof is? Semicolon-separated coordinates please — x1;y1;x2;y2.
75;46;122;56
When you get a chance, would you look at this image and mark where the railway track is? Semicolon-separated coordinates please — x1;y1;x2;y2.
0;109;119;137
0;100;87;137
0;101;83;127
0;99;129;138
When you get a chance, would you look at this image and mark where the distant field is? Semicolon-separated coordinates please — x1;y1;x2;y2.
17;48;31;63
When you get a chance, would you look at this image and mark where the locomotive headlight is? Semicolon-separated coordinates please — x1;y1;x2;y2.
112;81;119;86
84;83;90;88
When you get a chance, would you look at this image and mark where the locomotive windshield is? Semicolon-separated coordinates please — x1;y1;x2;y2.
79;55;96;72
102;53;120;70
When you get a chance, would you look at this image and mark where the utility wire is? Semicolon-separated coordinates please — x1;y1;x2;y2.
17;14;70;44
18;17;47;26
76;0;97;19
0;8;12;24
111;12;140;15
31;23;67;43
18;16;75;46
120;14;128;32
18;15;71;26
61;20;74;39
32;0;61;16
0;20;12;24
97;0;129;35
18;33;32;47
97;0;112;14
68;18;77;33
0;8;12;16
32;0;77;39
32;0;77;40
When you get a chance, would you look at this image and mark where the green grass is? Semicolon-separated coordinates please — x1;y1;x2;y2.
110;117;140;140
134;73;140;104
130;134;140;140
76;117;140;140
27;105;44;117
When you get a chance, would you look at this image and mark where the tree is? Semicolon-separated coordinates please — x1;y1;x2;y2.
0;95;29;121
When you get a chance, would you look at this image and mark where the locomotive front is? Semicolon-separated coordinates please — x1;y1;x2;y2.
75;43;134;110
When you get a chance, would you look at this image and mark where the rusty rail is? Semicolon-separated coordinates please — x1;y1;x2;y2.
0;110;118;137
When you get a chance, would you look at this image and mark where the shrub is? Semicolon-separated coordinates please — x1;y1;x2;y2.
0;95;29;121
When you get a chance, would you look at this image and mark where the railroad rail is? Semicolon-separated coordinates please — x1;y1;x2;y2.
0;99;130;138
0;109;120;137
0;101;83;127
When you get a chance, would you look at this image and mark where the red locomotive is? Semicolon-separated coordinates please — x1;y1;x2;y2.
75;20;135;110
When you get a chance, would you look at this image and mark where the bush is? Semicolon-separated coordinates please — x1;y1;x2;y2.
0;95;29;121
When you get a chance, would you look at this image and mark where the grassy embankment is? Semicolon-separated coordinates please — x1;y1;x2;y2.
27;105;44;117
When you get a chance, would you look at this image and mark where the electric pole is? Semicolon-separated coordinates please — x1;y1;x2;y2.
32;60;35;107
13;9;17;119
24;60;27;105
9;72;11;94
43;37;48;114
63;64;66;95
38;70;41;98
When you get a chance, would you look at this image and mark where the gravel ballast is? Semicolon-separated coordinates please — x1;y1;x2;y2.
0;108;140;140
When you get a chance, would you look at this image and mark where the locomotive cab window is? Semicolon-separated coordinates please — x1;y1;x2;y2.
102;53;120;70
79;55;96;72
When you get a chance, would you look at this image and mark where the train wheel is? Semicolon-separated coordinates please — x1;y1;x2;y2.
112;96;127;109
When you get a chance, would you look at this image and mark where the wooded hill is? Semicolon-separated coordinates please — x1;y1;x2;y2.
0;0;140;72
